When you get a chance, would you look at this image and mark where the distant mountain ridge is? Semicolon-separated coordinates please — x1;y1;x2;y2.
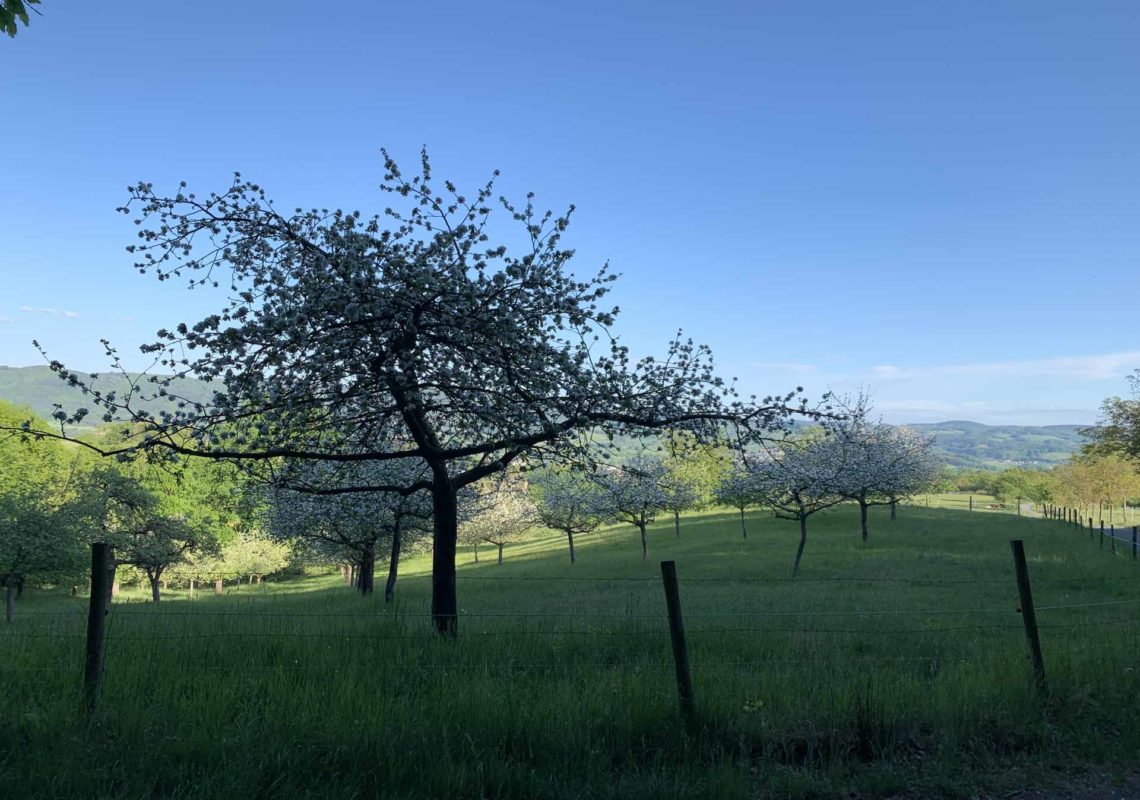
0;365;1088;468
0;364;216;425
904;420;1086;469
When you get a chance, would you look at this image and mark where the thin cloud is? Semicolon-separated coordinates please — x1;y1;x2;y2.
0;315;11;324
750;362;818;374
867;352;1140;382
20;305;80;319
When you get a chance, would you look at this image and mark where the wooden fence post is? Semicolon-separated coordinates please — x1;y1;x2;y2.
1009;540;1047;697
1100;521;1105;549
969;495;973;512
660;560;697;734
1133;526;1137;561
1111;525;1116;555
84;542;114;713
1089;517;1094;542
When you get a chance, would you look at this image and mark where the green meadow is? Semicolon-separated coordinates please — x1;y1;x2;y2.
2;506;1138;799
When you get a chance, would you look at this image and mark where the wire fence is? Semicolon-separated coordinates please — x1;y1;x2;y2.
2;506;1139;719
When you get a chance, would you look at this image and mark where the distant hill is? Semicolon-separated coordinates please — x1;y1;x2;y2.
0;365;1089;469
907;420;1087;469
0;365;216;425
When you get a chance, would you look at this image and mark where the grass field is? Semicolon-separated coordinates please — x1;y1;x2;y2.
2;505;1139;799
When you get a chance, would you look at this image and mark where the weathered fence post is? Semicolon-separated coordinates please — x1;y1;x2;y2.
969;495;974;512
1089;517;1094;542
1100;521;1105;549
84;542;114;713
1009;540;1047;697
660;560;697;734
1133;526;1137;561
1111;525;1116;555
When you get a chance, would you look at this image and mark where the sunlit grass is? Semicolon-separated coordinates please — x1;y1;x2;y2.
2;505;1138;798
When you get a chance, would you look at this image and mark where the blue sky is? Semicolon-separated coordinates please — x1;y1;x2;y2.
2;1;1138;425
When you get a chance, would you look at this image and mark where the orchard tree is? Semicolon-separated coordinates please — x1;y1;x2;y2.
827;408;939;541
460;478;537;565
268;460;436;600
714;461;759;539
1082;369;1140;461
593;456;671;561
74;467;211;602
751;441;845;575
0;488;81;621
20;151;818;633
533;469;606;563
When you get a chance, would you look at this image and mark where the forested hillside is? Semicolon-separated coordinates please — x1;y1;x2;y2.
0;365;215;426
907;420;1087;468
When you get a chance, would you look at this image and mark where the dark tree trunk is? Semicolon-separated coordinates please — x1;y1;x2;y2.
4;580;13;623
674;510;681;538
359;542;375;596
639;522;649;562
792;514;808;576
472;542;479;563
214;578;223;596
15;576;24;600
890;501;897;521
148;572;161;603
739;507;747;539
430;463;459;635
497;541;504;565
385;523;402;603
566;531;576;564
860;501;869;543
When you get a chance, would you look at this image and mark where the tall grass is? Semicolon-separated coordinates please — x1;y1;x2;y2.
2;505;1138;798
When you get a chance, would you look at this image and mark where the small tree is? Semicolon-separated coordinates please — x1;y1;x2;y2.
751;442;844;575
461;478;538;565
828;410;939;541
268;460;437;601
593;456;671;561
533;469;605;563
714;461;759;539
19;151;818;633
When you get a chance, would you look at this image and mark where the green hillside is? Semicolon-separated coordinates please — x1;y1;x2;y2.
909;420;1087;469
0;366;1089;467
0;364;216;425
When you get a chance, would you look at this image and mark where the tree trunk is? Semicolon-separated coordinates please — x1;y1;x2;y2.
189;579;195;600
430;463;459;635
214;578;223;596
348;564;357;590
385;523;402;603
161;579;168;591
4;580;13;623
639;522;649;562
792;514;809;576
566;531;576;564
148;573;161;603
860;501;869;543
674;510;681;538
473;541;479;563
497;541;504;565
890;501;897;521
359;542;375;596
739;507;747;539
